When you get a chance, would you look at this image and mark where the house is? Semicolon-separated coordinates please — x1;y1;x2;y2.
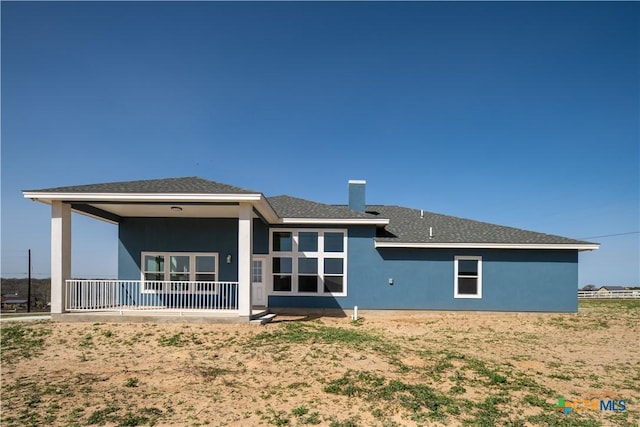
597;286;628;292
23;177;599;320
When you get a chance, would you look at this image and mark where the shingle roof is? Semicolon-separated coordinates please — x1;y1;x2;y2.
368;205;593;245
26;177;258;194
25;177;595;246
267;195;376;219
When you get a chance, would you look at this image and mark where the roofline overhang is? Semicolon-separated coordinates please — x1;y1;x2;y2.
278;218;390;226
374;241;600;251
23;192;280;224
23;191;263;202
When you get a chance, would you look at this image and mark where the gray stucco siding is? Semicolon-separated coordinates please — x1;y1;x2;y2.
269;226;579;312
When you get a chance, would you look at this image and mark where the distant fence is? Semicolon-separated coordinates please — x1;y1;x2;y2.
578;290;640;299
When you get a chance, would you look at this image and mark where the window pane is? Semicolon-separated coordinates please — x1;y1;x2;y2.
324;276;343;293
298;232;318;252
273;257;292;274
324;258;343;275
458;278;478;295
196;273;216;282
458;260;478;276
196;256;215;272
144;272;165;281
170;272;190;282
273;275;292;292
145;255;164;272
298;258;318;274
252;260;263;282
170;256;190;273
273;232;292;252
324;232;344;252
299;276;318;292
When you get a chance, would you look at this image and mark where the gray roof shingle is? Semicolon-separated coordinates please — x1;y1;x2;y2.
25;177;595;246
267;195;376;219
26;177;258;194
368;205;593;245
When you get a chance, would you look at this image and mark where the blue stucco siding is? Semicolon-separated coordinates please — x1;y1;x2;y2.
118;217;271;281
269;226;579;312
253;219;270;255
118;217;241;281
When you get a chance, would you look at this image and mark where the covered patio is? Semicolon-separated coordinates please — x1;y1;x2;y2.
23;178;279;321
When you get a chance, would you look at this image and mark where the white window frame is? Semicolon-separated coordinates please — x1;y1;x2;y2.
454;256;482;299
269;229;348;297
141;252;219;294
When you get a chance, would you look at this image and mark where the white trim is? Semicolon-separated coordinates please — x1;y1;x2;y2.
268;228;348;297
374;241;599;251
23;192;264;202
454;256;482;299
280;218;388;225
348;180;366;184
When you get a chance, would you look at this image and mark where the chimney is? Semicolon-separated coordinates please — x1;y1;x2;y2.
348;180;366;213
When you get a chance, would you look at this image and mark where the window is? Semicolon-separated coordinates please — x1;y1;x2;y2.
298;257;318;293
272;257;292;292
454;256;482;298
252;260;263;283
272;232;292;252
323;258;344;293
270;229;347;296
141;252;218;293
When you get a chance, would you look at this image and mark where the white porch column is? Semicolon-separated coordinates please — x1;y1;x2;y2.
51;201;71;314
237;202;253;318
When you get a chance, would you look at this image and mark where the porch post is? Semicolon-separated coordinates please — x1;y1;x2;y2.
237;202;253;318
51;201;71;314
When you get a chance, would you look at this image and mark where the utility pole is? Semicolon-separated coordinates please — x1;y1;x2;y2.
27;249;32;313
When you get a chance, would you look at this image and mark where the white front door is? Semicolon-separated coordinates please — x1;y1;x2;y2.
251;257;267;307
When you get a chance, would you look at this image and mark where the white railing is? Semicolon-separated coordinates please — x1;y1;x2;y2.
66;280;239;312
578;290;640;299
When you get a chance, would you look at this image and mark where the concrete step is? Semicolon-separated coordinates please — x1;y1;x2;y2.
250;312;277;325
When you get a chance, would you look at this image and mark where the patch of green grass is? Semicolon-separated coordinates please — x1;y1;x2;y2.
124;377;139;388
251;322;397;354
324;370;455;422
291;406;309;417
261;408;291;426
87;406;119;425
0;324;50;363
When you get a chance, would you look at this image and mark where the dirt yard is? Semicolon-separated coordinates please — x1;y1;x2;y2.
1;300;638;426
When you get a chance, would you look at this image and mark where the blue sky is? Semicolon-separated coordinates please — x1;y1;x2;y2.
2;2;638;286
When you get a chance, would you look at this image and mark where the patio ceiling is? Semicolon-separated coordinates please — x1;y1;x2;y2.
23;191;278;224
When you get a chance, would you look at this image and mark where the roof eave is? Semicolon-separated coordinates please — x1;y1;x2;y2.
374;241;600;251
279;218;390;226
23;191;281;224
22;191;264;203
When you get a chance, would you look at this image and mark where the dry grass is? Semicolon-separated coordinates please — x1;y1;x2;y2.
1;300;638;426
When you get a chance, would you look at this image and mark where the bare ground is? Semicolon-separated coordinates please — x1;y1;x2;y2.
1;300;639;426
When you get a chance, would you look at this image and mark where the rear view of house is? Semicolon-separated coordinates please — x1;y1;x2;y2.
23;177;598;320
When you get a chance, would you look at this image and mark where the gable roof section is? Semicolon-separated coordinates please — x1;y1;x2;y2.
25;177;257;194
369;205;598;250
267;195;389;225
23;177;280;224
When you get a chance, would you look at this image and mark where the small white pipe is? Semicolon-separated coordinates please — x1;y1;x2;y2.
420;209;424;219
353;305;358;321
429;227;433;239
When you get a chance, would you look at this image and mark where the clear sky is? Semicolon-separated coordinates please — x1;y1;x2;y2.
2;2;638;286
